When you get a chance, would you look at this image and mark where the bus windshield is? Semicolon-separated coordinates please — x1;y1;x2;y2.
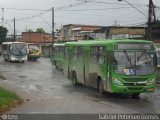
114;51;155;75
11;44;27;55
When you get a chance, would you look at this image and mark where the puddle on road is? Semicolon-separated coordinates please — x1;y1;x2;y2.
0;75;6;80
51;85;63;89
18;76;27;78
29;85;37;90
54;96;64;99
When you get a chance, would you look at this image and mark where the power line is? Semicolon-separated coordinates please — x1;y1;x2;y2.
4;1;90;23
123;21;147;26
92;1;148;7
117;0;147;17
4;8;48;11
4;8;51;23
56;6;146;11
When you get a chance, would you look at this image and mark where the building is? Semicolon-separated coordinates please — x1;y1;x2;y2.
56;25;148;42
57;24;103;42
93;26;146;40
21;32;53;57
22;32;52;43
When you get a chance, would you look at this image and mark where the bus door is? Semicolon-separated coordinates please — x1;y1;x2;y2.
106;52;112;92
2;44;8;60
84;48;89;86
7;45;11;60
75;47;85;84
63;46;72;78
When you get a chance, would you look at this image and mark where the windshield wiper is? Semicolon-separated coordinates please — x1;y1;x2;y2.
123;50;132;66
137;50;147;61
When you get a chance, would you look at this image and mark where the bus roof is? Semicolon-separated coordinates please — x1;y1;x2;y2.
65;39;153;46
2;42;26;45
53;43;65;46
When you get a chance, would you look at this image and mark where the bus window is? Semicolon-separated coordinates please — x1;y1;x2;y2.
91;46;98;63
73;47;78;60
77;47;83;61
2;45;8;54
98;47;105;64
59;47;64;55
64;47;68;59
72;47;83;61
91;46;105;64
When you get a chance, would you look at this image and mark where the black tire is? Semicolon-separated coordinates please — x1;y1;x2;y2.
54;61;58;69
72;72;77;86
67;68;71;79
4;55;7;61
131;93;140;98
98;80;104;94
55;65;58;69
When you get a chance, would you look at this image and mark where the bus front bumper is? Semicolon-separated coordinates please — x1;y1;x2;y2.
28;55;40;59
112;84;155;93
11;56;27;61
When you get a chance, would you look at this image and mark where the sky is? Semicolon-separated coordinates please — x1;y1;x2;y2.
0;0;160;35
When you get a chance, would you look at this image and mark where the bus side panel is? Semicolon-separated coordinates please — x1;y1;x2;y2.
88;63;99;88
87;46;107;89
73;61;84;84
105;52;113;92
84;47;90;86
6;45;11;61
63;46;72;79
70;47;84;84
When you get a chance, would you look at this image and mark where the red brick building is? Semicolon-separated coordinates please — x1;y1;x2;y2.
22;32;52;43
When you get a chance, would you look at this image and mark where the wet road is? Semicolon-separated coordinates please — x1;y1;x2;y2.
0;56;160;114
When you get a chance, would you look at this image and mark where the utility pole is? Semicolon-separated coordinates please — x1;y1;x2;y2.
147;0;156;40
2;8;4;26
52;7;54;45
115;20;117;27
14;18;16;41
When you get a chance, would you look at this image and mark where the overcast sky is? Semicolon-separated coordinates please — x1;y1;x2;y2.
0;0;160;35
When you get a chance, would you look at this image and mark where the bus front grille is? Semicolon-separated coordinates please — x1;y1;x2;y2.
123;78;148;82
127;87;142;91
124;83;146;86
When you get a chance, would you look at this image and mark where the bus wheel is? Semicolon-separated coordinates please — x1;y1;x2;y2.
98;80;104;94
54;61;58;69
67;68;71;79
72;72;77;86
131;93;140;98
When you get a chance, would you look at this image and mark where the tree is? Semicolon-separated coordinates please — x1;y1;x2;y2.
36;28;45;33
26;29;33;32
153;20;160;27
0;26;8;44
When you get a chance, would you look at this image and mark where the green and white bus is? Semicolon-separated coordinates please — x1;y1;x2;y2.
155;47;160;83
63;39;156;97
51;43;65;69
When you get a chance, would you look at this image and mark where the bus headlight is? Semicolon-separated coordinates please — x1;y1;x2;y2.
113;78;123;86
11;56;16;60
146;78;155;85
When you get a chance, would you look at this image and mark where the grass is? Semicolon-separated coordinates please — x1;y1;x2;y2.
0;87;23;112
